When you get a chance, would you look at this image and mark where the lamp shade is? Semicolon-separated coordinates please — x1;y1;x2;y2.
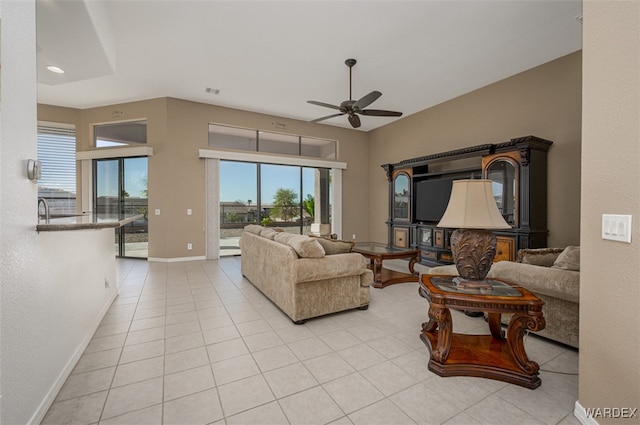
437;180;511;229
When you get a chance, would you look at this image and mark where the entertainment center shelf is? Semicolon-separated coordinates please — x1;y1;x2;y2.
382;135;552;267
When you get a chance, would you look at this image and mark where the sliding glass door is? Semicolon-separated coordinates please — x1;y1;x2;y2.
94;157;148;258
261;164;302;233
219;161;257;256
218;160;331;256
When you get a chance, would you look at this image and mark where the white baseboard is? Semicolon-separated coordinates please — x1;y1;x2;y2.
29;291;118;425
575;401;600;425
148;255;207;263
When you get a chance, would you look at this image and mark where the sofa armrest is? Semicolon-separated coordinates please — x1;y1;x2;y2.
360;269;373;287
293;253;367;283
488;261;580;303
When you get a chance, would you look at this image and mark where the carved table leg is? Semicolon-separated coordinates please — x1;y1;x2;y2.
487;312;505;339
507;312;546;373
408;254;419;276
422;317;438;333
372;257;383;285
428;304;452;363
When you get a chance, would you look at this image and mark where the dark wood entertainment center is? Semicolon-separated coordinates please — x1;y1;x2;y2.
382;135;552;267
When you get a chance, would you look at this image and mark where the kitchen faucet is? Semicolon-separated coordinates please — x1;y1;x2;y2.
38;198;50;224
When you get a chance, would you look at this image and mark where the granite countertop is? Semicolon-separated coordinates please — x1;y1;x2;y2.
36;214;145;232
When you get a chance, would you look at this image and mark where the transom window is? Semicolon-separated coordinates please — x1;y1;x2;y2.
95;120;147;148
208;124;337;160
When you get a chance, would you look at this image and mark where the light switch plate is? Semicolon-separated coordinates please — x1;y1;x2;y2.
602;214;632;243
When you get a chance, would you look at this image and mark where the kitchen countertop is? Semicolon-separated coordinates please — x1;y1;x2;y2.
36;214;145;232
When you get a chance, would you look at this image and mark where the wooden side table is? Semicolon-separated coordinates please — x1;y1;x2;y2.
352;242;420;288
419;274;546;389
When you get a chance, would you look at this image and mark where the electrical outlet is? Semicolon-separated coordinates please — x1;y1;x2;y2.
187;208;192;216
187;243;193;250
352;234;356;240
602;214;632;243
155;209;161;215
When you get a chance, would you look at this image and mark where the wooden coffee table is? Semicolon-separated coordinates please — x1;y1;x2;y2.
419;274;546;389
352;242;420;288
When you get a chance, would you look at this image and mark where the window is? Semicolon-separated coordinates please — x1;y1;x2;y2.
208;124;337;160
95;120;147;148
218;160;332;256
258;132;300;156
37;125;77;215
301;137;336;160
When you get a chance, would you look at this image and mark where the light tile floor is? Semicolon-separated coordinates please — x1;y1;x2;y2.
43;257;581;425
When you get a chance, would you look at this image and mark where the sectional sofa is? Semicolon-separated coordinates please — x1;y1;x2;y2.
239;225;372;323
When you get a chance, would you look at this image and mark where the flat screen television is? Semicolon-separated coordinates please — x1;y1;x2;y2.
414;178;455;223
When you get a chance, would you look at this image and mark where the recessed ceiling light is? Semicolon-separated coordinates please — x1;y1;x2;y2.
46;65;65;74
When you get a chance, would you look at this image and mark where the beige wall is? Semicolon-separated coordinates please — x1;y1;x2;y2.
39;98;370;259
38;53;582;259
368;52;582;248
580;2;640;422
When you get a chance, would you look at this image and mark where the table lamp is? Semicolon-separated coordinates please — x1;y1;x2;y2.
437;179;511;288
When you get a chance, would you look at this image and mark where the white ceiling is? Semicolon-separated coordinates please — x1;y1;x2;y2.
36;0;583;132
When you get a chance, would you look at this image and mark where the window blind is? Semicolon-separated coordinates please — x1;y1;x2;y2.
37;126;77;214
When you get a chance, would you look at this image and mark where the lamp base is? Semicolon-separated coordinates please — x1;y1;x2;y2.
450;229;498;281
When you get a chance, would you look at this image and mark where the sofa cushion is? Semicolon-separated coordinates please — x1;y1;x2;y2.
274;233;325;258
260;227;278;240
552;246;580;271
312;237;354;255
244;224;263;235
517;247;565;267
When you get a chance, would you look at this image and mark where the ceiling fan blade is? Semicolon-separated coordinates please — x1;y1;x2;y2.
353;91;382;110
348;114;361;128
360;109;403;117
311;113;345;123
307;100;342;111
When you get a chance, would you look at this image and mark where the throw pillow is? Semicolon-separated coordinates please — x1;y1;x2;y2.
274;233;325;258
260;227;278;240
552;246;580;271
244;224;263;235
311;236;354;255
517;247;566;267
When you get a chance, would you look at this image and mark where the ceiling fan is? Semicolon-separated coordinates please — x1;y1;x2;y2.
308;58;403;129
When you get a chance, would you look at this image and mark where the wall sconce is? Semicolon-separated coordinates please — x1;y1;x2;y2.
27;159;42;181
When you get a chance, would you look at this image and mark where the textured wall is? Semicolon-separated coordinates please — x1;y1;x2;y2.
0;2;117;424
579;1;640;422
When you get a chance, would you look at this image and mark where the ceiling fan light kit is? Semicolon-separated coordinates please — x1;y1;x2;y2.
308;58;403;128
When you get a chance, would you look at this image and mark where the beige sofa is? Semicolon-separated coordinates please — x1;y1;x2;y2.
239;225;372;323
427;246;580;348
